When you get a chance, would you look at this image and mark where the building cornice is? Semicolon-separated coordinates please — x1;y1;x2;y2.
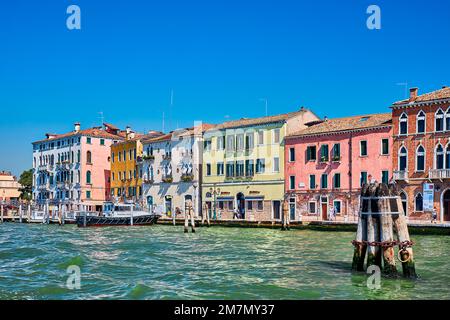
390;98;450;110
286;125;392;140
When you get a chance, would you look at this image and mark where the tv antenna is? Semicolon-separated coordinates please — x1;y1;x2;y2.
259;98;268;116
396;82;408;99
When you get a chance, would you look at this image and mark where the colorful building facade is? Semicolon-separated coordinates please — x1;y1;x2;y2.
392;87;450;222
285;113;393;221
0;171;22;201
32;123;125;212
201;108;320;221
139;124;210;217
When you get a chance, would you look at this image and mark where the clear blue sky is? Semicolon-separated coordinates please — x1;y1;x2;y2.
1;0;449;176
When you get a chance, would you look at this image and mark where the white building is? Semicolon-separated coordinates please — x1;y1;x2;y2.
139;124;212;217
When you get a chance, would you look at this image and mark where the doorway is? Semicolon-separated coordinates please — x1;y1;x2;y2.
321;196;328;220
443;189;450;222
273;200;281;220
237;193;245;219
165;196;172;216
289;198;296;221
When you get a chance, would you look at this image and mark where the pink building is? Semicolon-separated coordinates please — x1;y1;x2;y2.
32;123;130;212
284;113;392;221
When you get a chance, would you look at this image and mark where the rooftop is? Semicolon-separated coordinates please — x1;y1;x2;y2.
393;86;450;106
288;113;392;138
213;107;314;130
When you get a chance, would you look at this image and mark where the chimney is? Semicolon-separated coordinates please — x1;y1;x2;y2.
126;126;132;140
74;122;81;132
409;87;418;102
324;116;328;122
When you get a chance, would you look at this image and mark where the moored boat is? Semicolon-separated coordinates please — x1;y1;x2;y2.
76;203;160;227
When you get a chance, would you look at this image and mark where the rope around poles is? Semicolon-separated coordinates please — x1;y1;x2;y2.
351;240;414;262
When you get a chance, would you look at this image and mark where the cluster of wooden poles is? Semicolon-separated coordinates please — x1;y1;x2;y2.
0;203;32;224
352;183;417;278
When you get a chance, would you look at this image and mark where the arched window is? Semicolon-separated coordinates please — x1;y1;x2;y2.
51;155;54;165
86;171;92;184
436;144;444;169
415;193;423;212
446;144;450;169
416;145;425;171
446;108;450;131
86;151;92;164
77;170;81;183
399;146;407;171
399;113;408;135
435;109;444;132
416;110;425;133
71;151;74;163
77;150;81;163
400;191;407;216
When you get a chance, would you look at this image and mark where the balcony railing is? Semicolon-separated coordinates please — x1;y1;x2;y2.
181;174;194;182
393;170;408;180
142;155;155;161
162;154;172;161
429;169;450;179
162;175;173;183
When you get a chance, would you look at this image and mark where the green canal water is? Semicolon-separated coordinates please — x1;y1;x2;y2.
0;223;449;300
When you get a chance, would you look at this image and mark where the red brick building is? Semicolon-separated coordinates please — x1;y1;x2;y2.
392;86;450;222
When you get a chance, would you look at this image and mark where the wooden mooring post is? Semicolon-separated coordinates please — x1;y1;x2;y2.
1;203;4;223
201;203;210;227
281;200;290;231
351;182;416;279
184;202;196;233
19;204;23;223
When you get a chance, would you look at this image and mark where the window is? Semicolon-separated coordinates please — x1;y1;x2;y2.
417;111;425;133
245;133;254;150
226;135;235;152
86;171;92;184
257;201;264;211
415;193;423;212
77;150;81;163
360;172;368;187
320;145;329;162
273;157;280;172
257;131;264;145
86;151;92;164
111;152;115;163
86;191;91;199
331;144;340;161
436;144;444;169
245;160;254;176
333;173;341;189
289;147;295;162
360;141;368;157
436;109;444;132
256;159;265;174
236;134;244;151
289;176;296;190
118;152;122;162
129;150;132;160
100;139;105;146
416;145;425;171
333;201;341;214
306;146;317;161
320;174;328;189
217;136;225;150
273;129;280;143
204;140;212;151
236;161;245;177
309;175;316;189
399;113;408;135
399;146;407;171
87;137;92;144
382;170;389;184
247;201;253;211
446;108;450;131
112;172;115;181
217;163;224;176
206;164;211;176
226;163;235;177
446;145;450;169
381;139;389;155
308;202;316;214
218;201;224;210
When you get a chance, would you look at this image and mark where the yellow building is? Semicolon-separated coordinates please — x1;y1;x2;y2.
110;131;163;204
201;108;319;221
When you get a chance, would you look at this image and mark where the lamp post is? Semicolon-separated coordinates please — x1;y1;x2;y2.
209;185;221;220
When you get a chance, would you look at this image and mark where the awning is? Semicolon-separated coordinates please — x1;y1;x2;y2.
245;196;265;200
217;197;234;201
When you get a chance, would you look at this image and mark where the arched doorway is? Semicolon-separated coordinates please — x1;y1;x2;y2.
236;193;245;219
443;189;450;222
400;191;407;216
147;196;153;211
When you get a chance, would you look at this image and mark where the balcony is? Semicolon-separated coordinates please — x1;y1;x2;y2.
162;154;172;161
429;169;450;179
142;155;155;161
37;184;50;191
37;164;50;172
162;175;173;183
143;177;154;184
393;170;408;181
181;174;194;182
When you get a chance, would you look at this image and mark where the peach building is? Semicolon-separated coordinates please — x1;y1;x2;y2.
285;113;392;221
32;123;129;212
0;171;22;201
